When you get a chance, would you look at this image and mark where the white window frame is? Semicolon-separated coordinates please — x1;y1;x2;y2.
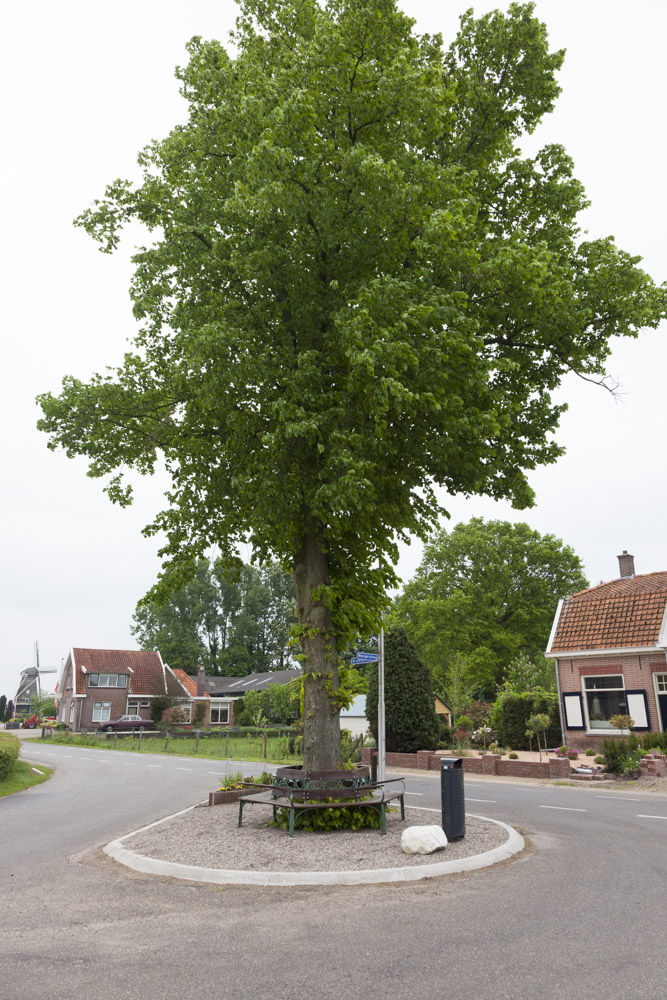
209;700;230;725
92;701;112;722
581;674;626;732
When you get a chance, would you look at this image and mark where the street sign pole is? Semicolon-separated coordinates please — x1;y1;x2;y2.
378;624;386;782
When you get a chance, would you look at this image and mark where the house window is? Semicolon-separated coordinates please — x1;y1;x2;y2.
92;701;112;722
69;702;75;723
88;674;127;688
583;675;627;730
656;674;667;694
210;702;229;724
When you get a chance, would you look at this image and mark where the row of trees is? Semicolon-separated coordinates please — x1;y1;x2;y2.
129;518;585;717
132;558;297;675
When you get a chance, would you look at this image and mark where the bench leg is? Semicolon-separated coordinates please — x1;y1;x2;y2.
380;803;387;835
399;794;405;821
289;807;295;838
238;801;244;828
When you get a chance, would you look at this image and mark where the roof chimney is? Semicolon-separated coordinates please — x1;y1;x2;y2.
196;666;206;697
617;550;635;579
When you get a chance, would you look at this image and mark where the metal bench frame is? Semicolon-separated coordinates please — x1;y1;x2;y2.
238;777;406;837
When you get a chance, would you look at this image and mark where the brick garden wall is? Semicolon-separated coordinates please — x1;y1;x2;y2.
361;747;570;779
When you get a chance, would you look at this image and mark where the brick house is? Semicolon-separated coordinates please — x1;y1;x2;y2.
57;648;187;731
546;552;667;749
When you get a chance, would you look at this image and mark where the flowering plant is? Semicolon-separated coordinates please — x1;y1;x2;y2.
555;745;579;760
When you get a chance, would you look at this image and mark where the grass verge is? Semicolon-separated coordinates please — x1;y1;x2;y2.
34;731;304;766
0;760;53;797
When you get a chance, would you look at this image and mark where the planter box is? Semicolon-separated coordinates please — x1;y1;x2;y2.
208;784;260;806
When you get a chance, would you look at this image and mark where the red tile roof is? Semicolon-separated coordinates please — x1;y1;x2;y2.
171;669;208;698
550;573;667;652
72;649;165;697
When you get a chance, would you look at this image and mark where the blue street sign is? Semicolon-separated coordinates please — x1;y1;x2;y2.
351;653;379;663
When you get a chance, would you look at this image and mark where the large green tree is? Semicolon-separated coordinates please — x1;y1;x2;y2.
132;558;296;674
390;518;588;695
37;1;666;769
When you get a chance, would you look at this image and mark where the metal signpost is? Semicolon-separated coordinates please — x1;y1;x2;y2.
351;640;385;781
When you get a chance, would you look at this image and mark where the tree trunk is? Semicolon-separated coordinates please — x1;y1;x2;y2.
293;527;341;770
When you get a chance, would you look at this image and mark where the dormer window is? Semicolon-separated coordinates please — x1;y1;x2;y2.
88;673;128;688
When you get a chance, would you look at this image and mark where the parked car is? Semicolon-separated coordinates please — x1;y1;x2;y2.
98;715;156;732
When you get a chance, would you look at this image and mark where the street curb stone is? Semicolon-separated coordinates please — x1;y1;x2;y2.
104;806;525;887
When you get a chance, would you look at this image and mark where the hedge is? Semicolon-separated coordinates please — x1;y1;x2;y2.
0;733;20;781
491;691;561;750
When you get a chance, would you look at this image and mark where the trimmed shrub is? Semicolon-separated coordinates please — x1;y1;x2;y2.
492;690;561;750
367;628;440;753
0;734;20;781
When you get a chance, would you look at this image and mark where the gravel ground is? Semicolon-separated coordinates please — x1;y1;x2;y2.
122;803;511;873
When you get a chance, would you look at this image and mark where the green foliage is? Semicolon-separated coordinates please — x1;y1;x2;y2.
340;728;364;765
273;799;386;833
132;557;297;675
150;695;185;724
367;628;440;753
0;734;20;781
601;732;667;773
391;519;588;693
503;652;556;694
235;682;301;726
609;713;634;735
192;701;206;727
36;0;667;766
0;696;7;722
585;748;596;756
492;690;560;750
435;653;479;725
0;760;52;797
28;692;58;718
455;714;474;731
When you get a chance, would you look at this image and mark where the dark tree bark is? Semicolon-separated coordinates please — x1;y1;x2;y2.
293;527;342;770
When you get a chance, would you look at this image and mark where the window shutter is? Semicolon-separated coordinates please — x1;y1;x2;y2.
563;693;585;730
625;690;650;731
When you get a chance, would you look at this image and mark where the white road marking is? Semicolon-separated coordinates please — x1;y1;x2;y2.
148;765;163;769
466;798;497;803
404;791;423;796
595;795;642;802
637;814;667;820
177;767;193;771
540;805;586;812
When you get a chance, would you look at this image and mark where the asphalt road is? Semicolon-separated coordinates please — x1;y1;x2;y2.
4;739;667;1000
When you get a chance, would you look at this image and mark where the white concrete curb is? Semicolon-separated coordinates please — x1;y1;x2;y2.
104;806;525;887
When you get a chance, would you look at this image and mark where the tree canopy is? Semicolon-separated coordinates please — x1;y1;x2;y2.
131;558;297;674
37;0;666;768
390;518;588;695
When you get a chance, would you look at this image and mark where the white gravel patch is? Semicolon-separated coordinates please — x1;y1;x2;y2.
122;802;510;872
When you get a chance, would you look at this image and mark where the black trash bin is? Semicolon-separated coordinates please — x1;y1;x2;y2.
440;757;465;840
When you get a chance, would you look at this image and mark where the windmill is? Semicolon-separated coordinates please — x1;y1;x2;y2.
14;642;59;715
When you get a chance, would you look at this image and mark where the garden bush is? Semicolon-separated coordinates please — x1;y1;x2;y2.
0;734;20;781
491;691;560;750
273;798;388;833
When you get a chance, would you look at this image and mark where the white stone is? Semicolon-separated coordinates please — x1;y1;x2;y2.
400;825;448;855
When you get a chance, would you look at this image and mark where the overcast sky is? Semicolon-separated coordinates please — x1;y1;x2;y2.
2;0;666;701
